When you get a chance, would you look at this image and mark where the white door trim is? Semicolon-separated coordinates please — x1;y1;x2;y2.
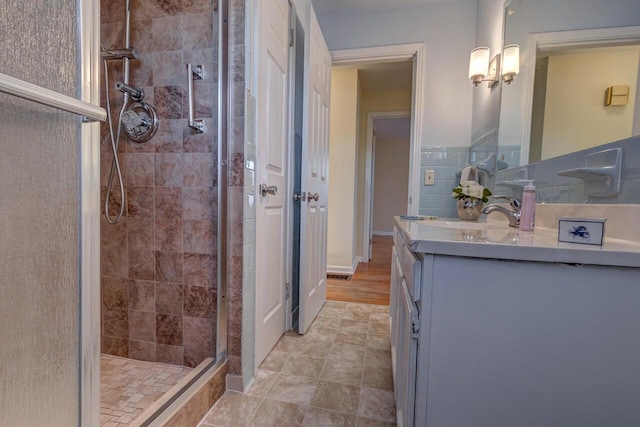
363;111;410;261
331;42;424;219
519;26;640;165
285;0;297;331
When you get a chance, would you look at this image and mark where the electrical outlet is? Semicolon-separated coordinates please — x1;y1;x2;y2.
425;170;435;186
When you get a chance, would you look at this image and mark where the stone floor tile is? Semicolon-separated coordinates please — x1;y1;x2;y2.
366;334;391;351
357;387;396;423
259;350;290;372
328;341;366;363
304;325;339;343
320;357;364;386
364;348;392;369
336;329;368;346
202;391;262;427
100;354;192;426
311;380;360;415
281;354;326;378
246;369;279;397
247;399;307;427
302;407;357;427
355;417;397;426
267;374;317;405
362;366;394;391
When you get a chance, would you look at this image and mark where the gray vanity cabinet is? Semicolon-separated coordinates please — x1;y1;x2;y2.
391;221;640;426
391;227;421;427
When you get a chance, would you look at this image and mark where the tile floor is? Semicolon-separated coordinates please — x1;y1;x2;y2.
101;354;193;426
198;301;396;427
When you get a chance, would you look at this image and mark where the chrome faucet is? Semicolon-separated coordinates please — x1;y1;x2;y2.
481;196;522;227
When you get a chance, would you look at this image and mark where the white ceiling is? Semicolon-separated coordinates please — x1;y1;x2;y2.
311;0;460;15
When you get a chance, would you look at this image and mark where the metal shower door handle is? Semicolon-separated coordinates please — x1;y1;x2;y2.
260;183;278;197
187;64;205;133
307;192;319;202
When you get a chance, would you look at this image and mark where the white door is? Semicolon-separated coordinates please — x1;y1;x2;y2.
255;0;290;368
299;8;331;334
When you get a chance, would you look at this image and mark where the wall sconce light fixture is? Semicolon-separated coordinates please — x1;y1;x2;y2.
469;47;490;86
469;47;499;87
502;44;520;84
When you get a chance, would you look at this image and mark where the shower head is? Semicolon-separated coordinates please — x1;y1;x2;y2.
101;47;139;61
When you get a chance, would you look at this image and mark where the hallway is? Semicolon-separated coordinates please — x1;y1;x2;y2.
327;235;393;306
198;301;395;426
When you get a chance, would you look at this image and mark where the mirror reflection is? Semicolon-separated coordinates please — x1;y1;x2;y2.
497;0;640;168
529;44;640;163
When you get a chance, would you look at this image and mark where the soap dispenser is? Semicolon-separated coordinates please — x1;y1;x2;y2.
520;180;536;231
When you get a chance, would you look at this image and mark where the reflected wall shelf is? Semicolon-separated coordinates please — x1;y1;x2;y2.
557;147;622;197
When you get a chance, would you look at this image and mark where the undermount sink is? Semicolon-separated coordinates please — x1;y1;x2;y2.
419;220;506;230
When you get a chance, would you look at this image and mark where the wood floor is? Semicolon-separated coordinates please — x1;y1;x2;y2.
327;235;392;306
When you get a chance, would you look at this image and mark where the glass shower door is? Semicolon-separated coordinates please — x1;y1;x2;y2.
0;0;101;425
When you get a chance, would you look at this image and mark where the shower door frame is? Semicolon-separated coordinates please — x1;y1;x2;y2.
79;0;102;425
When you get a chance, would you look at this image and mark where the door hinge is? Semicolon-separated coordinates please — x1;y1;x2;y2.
286;282;291;300
411;313;420;338
289;28;295;47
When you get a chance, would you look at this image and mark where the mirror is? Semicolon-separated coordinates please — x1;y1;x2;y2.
497;0;640;168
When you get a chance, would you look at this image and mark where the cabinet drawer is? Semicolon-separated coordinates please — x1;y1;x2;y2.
393;226;404;263
401;243;421;302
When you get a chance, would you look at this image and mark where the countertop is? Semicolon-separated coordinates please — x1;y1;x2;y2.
395;216;640;268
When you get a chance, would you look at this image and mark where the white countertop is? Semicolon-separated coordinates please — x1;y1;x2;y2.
395;216;640;268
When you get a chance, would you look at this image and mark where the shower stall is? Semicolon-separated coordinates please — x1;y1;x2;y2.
1;0;229;424
99;0;228;424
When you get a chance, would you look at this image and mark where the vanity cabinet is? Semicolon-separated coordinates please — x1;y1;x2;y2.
390;227;420;427
391;219;640;427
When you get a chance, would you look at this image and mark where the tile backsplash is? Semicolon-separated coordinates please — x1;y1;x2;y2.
495;135;640;204
418;146;469;219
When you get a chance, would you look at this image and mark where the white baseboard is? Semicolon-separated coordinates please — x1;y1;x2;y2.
327;258;359;275
373;231;393;236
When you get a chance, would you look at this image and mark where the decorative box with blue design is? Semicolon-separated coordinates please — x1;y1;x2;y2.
558;217;607;246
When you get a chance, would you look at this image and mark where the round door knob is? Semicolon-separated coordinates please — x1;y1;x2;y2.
307;192;319;202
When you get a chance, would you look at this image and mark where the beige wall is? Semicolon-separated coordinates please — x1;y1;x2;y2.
327;68;360;272
356;87;412;256
541;48;639;159
372;138;410;234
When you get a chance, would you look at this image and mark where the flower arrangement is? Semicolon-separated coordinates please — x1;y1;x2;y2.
451;180;492;203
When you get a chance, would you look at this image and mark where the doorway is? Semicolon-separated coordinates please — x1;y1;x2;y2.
326;43;423;301
365;113;411;255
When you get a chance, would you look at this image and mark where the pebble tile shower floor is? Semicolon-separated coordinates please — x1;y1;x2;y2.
101;355;193;426
198;301;396;426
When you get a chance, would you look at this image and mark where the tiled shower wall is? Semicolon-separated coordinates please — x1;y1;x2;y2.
100;0;218;368
227;0;249;384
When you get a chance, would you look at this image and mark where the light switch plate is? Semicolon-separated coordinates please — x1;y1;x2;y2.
425;170;435;185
